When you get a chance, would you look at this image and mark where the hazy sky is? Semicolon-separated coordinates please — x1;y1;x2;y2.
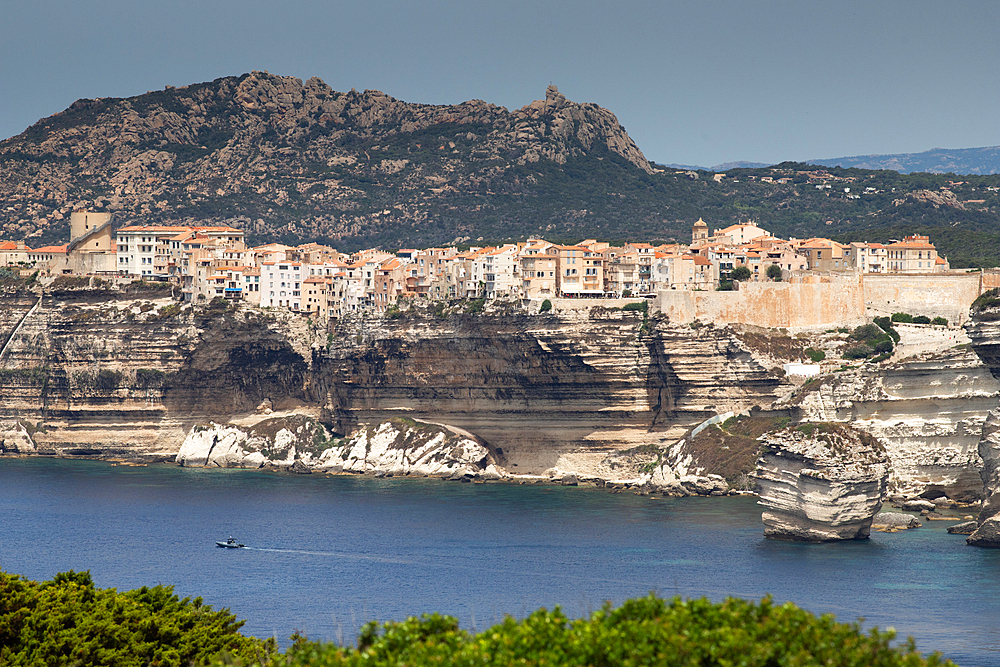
3;0;999;167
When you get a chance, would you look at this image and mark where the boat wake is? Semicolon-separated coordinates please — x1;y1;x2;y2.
241;547;415;564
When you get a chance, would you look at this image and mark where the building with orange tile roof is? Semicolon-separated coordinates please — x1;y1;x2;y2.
885;235;944;273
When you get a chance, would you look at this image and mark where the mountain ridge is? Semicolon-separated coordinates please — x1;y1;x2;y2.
4;73;1000;264
810;145;1000;175
0;72;653;249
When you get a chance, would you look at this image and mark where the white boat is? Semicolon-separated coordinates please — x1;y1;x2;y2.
216;537;245;548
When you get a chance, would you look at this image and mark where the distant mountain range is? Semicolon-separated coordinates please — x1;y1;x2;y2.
808;146;1000;175
666;147;1000;175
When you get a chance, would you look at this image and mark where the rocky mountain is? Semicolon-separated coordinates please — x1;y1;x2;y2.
9;72;1000;262
810;146;1000;175
0;72;652;249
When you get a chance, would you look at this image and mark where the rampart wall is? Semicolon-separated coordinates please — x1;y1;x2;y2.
657;272;987;329
863;274;981;325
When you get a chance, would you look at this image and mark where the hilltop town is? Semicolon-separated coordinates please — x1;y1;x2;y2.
0;211;964;326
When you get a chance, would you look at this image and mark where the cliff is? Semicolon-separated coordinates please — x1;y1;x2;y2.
6;290;997;503
754;423;890;541
782;346;997;502
963;296;1000;544
0;292;788;489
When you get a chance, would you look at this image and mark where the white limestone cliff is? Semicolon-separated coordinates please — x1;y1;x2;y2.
175;415;504;479
784;347;997;502
753;424;890;541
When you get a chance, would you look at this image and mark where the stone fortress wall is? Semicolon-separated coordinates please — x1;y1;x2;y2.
657;271;1000;329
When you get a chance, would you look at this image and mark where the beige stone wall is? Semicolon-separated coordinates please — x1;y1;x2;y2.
656;273;985;329
542;297;647;315
658;275;866;329
862;273;981;325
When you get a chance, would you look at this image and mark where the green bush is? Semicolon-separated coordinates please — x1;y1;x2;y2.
972;288;1000;312
843;344;874;360
766;264;783;281
912;315;931;325
850;324;884;342
805;347;826;362
874;340;894;354
874;317;900;342
95;369;122;392
135;368;166;389
717;280;734;291
464;297;486;314
229;594;953;667
891;312;914;323
0;569;267;666
932;316;948;326
730;266;752;281
539;298;552;313
622;300;649;313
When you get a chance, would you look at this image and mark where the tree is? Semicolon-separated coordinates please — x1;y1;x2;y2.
255;594;955;667
766;264;782;281
731;266;752;282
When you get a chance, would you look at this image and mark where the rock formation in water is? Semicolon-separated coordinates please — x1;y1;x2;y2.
963;293;1000;546
753;423;890;541
781;345;997;503
176;415;503;479
870;512;921;531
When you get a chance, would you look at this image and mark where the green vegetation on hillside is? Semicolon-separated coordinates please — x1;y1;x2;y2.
5;69;1000;265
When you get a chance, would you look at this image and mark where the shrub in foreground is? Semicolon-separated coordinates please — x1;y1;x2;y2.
229;594;954;667
0;569;267;666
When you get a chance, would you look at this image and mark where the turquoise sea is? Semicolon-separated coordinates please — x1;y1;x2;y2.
2;458;1000;665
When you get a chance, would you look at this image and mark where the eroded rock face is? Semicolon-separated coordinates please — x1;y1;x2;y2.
176;415;503;479
963;310;1000;545
754;424;890;542
785;346;997;502
319;313;786;476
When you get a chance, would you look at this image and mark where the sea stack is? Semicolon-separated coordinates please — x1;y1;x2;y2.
966;409;1000;546
753;423;890;542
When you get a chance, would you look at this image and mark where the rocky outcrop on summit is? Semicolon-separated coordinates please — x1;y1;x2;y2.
753;424;890;542
0;72;650;248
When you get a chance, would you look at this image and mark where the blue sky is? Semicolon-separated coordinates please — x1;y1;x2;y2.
2;0;999;167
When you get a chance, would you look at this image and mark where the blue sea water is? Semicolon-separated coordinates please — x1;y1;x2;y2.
2;458;1000;665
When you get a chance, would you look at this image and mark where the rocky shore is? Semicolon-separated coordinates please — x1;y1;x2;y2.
5;288;1000;534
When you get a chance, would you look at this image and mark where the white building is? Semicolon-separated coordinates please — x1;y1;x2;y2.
260;261;305;310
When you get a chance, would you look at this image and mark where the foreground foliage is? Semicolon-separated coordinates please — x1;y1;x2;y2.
221;594;954;667
0;569;268;666
0;569;955;667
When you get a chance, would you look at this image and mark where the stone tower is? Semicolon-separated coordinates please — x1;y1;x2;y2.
692;218;709;245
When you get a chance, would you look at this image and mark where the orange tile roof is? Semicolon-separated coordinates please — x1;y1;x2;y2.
32;244;67;253
118;225;192;233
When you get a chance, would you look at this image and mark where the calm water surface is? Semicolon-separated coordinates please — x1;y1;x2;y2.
2;458;1000;665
